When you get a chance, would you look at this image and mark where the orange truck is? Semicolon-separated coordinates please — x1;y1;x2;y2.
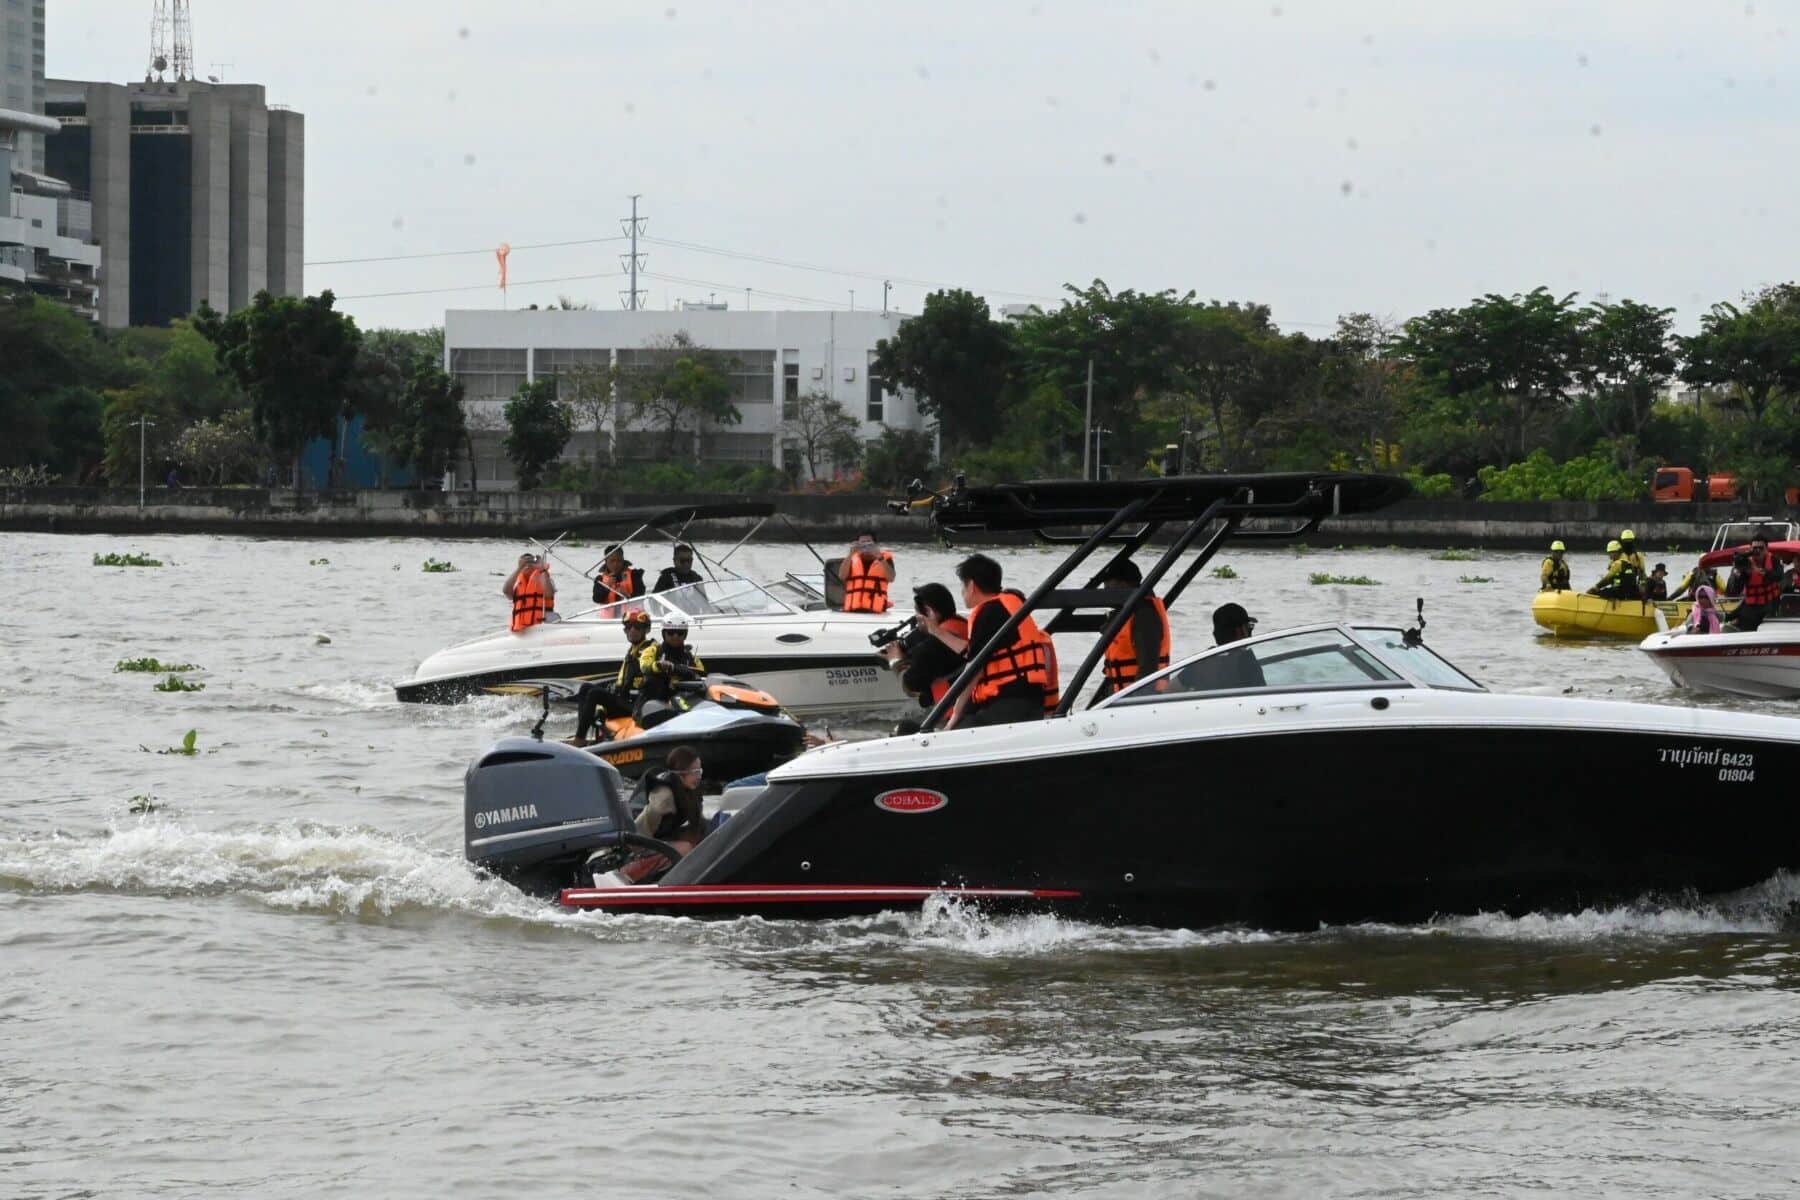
1652;466;1736;503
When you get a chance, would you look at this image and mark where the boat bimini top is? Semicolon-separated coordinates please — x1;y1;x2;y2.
897;471;1414;731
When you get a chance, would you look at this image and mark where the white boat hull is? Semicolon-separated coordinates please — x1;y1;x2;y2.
1639;625;1800;699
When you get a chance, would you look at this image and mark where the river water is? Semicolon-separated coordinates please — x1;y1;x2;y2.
4;532;1798;1198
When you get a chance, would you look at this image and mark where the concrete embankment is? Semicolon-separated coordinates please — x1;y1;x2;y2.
0;486;1778;550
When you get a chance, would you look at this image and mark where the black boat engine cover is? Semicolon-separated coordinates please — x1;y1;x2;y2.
464;737;632;893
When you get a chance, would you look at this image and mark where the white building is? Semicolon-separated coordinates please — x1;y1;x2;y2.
443;307;923;488
0;106;101;319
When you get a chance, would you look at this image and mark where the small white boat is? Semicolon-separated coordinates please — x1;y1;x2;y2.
1639;621;1800;699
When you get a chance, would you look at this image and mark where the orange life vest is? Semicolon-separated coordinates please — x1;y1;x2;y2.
925;614;971;704
1102;594;1171;691
1744;553;1782;605
843;550;894;613
510;565;551;632
969;592;1060;713
596;567;643;604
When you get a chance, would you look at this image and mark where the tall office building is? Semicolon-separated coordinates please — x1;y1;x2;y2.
44;77;302;327
0;0;45;173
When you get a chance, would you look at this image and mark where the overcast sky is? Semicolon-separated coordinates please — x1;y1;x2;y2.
47;1;1797;333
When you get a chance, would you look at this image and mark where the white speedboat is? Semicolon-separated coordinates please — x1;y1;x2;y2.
395;503;910;715
1640;620;1800;698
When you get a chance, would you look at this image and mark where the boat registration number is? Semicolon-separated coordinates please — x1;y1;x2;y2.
826;667;880;686
1658;745;1755;783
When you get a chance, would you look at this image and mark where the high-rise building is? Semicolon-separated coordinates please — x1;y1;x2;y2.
43;77;302;327
0;104;102;318
0;0;45;173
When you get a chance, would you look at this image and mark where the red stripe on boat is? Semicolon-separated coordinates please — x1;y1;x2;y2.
1651;643;1800;658
556;884;1082;909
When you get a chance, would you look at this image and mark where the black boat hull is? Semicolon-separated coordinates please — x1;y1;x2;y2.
657;724;1800;929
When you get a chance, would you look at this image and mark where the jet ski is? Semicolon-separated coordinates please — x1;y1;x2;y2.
462;473;1800;929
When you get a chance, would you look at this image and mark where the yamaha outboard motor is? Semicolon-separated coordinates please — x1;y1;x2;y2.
464;737;638;895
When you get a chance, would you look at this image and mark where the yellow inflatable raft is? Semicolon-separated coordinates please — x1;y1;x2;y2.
1531;590;1697;638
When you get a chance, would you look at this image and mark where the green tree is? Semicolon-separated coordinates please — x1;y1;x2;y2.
783;389;863;481
0;294;127;477
870;289;1015;449
404;363;468;482
861;427;935;491
174;408;261;485
99;384;179;485
194;291;363;494
559;360;618;483
1576;298;1676;466
619;333;738;460
958;384;1082;482
1399;287;1583;465
352;328;438;485
1171;302;1316;471
503;377;572;490
1679;284;1800;491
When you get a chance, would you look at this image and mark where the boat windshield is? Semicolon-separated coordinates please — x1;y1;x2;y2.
1350;627;1484;691
641;578;800;619
1112;627;1403;703
768;574;830;611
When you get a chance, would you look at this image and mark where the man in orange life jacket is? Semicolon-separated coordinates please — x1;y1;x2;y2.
934;553;1059;728
502;552;556;632
1729;531;1784;632
593;544;646;605
1094;559;1171;700
837;528;896;613
880;582;968;709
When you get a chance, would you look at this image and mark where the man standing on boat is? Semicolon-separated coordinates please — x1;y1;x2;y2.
1095;560;1170;699
503;552;556;632
652;543;704;594
1540;541;1571;591
1728;533;1783;631
941;553;1058;727
593;545;646;605
838;529;896;613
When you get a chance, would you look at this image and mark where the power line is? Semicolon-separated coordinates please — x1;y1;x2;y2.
337;270;625;301
642;270;860;311
640;234;1065;304
305;236;629;268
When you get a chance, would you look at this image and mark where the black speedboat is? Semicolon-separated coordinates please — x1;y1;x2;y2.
464;473;1800;928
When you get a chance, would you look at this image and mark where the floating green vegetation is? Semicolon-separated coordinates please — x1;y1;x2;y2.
93;552;163;567
1458;575;1496;584
153;675;205;693
1309;573;1382;586
116;657;199;673
128;795;160;814
1211;564;1239;579
145;729;199;756
422;558;457;573
309;557;330;566
1433;548;1479;561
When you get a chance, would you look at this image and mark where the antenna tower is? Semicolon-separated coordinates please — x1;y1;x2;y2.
148;0;195;82
619;195;648;311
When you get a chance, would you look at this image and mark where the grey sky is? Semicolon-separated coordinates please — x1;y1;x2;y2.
48;1;1796;332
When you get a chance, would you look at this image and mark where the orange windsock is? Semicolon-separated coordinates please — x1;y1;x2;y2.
496;243;511;291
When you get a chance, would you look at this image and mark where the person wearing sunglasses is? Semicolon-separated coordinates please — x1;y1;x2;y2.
635;745;709;851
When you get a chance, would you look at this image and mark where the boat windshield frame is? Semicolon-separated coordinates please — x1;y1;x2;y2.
1100;621;1484;708
578;578;804;623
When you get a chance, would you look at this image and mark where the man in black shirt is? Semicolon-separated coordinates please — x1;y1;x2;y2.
942;553;1055;727
653;543;704;594
1173;602;1265;692
880;583;968;709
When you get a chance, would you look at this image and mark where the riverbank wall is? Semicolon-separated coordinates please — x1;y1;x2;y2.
0;486;1780;551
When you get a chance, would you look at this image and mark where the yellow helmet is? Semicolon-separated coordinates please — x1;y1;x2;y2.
1550;540;1566;552
1607;539;1622;553
1620;529;1636;541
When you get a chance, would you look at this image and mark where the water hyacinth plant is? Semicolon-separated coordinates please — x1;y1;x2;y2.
116;657;199;673
1309;573;1382;586
93;552;163;567
153;675;205;693
422;558;457;573
1212;565;1240;579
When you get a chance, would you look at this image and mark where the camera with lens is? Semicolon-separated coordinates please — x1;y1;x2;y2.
867;615;918;649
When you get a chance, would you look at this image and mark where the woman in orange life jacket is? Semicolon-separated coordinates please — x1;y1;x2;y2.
593;543;646;605
933;553;1059;728
837;527;896;613
878;582;970;709
503;551;557;632
1094;558;1171;700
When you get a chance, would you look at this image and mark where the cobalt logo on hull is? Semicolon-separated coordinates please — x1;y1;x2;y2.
874;788;949;814
473;804;539;829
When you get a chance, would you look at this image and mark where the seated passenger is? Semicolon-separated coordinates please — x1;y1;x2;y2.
1588;540;1642;600
635;746;710;852
1172;603;1265;692
653;543;704;594
1643;563;1669;600
1095;559;1171;699
636;619;706;713
1685;586;1722;635
885;583;968;709
569;611;653;746
945;553;1058;728
593;544;646;605
1670;560;1720;601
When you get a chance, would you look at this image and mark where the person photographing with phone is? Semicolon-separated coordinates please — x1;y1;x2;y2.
502;551;556;632
837;528;896;613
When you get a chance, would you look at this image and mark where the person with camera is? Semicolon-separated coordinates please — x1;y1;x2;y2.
503;551;556;632
837;528;896;613
1727;531;1783;631
878;583;969;709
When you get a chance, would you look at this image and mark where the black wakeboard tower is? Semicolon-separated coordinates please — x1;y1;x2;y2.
899;472;1413;731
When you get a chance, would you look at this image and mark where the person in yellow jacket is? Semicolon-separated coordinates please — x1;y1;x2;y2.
635;619;707;712
1670;559;1722;601
1617;530;1648;579
1540;541;1571;591
1589;540;1643;599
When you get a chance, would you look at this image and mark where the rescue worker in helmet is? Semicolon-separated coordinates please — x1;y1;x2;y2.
1617;530;1647;581
634;745;710;853
635;617;706;715
1670;558;1722;601
1095;559;1171;700
568;611;653;746
932;553;1059;727
879;582;969;709
593;544;646;606
652;543;704;594
837;528;896;613
1588;540;1642;600
1540;541;1571;591
503;551;556;632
